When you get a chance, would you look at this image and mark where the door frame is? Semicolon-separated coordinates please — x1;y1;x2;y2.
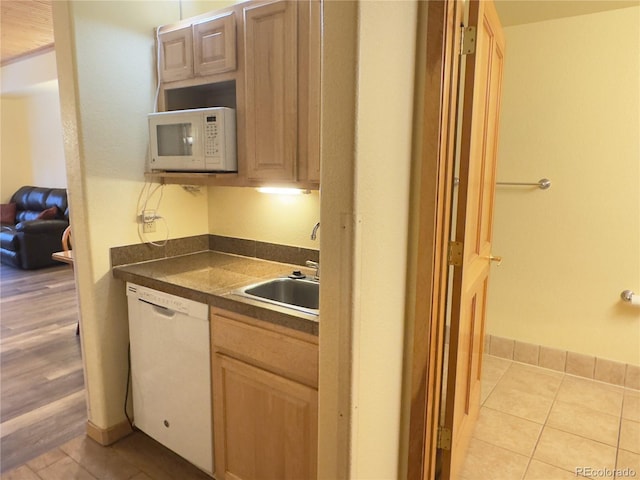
405;0;463;479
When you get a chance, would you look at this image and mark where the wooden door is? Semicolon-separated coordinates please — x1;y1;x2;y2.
244;0;298;182
193;12;237;77
441;0;505;477
159;25;193;83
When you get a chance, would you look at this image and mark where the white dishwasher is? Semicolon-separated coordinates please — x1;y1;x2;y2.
126;283;213;475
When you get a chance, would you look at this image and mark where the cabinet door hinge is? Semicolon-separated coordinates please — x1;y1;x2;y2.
448;241;463;266
437;426;452;450
461;26;476;55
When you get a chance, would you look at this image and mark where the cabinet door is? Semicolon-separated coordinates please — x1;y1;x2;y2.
244;0;298;182
212;354;318;480
159;25;193;83
193;12;237;77
298;0;321;184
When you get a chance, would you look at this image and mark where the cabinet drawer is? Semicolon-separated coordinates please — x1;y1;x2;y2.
211;310;318;388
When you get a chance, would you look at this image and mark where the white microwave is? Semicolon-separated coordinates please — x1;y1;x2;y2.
148;107;237;172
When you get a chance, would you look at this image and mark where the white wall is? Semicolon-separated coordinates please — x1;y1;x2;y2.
26;89;67;188
53;0;210;430
0;51;66;200
208;188;320;249
317;1;419;477
350;1;417;477
0;97;33;201
487;7;640;365
1;49;58;94
316;2;358;477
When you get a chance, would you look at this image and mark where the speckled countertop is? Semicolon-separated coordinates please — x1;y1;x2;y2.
112;251;319;336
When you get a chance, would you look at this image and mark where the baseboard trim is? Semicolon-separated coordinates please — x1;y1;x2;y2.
485;334;640;390
86;419;132;446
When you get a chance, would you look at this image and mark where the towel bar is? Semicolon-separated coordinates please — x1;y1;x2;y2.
621;290;637;303
453;177;552;190
496;178;551;190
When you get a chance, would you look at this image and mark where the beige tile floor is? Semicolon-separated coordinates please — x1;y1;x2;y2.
460;355;640;480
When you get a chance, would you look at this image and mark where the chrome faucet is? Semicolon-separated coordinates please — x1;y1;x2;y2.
310;222;320;240
306;260;320;281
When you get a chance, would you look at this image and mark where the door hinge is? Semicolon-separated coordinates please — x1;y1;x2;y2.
437;426;452;451
461;26;476;55
448;241;463;266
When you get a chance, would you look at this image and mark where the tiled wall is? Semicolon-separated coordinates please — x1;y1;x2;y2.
485;335;640;391
110;234;319;267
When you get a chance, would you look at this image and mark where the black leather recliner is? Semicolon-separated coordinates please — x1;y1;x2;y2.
1;186;70;269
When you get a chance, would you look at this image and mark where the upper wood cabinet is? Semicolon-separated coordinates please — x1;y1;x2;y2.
243;0;321;186
159;25;193;83
244;0;298;183
193;13;237;77
155;0;321;189
298;0;321;184
159;12;237;83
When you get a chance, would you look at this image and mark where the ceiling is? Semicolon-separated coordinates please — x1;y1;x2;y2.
1;0;54;66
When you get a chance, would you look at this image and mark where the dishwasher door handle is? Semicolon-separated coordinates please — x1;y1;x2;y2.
138;298;177;318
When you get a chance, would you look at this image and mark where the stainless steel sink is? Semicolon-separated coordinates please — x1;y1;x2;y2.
234;277;319;316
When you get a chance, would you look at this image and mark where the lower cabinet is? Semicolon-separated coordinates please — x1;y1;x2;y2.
210;308;318;480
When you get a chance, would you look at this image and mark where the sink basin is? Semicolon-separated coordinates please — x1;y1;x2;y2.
235;277;319;316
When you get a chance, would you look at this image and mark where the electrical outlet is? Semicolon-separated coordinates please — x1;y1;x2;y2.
143;220;156;233
143;210;156;223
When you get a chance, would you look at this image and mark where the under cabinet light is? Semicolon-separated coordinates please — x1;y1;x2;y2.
257;187;310;195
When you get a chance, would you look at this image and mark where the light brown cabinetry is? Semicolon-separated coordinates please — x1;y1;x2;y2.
154;0;320;189
193;13;237;77
159;12;237;84
244;1;297;182
297;0;321;184
243;0;321;186
158;26;193;83
211;308;318;480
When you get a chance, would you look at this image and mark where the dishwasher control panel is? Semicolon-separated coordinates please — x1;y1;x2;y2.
126;283;207;319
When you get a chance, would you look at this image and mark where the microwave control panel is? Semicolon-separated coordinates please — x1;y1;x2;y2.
203;108;236;171
204;115;220;158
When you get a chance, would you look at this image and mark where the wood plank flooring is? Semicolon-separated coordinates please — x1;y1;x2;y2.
0;264;86;473
3;430;213;479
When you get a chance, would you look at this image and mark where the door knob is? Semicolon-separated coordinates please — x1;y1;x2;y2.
488;255;502;266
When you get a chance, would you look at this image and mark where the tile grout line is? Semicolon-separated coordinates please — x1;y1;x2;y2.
480;356;513;408
464;352;634;478
516;364;627;478
548;373;625;478
474;358;551;479
613;393;626;479
521;367;567;479
34;454;98;480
